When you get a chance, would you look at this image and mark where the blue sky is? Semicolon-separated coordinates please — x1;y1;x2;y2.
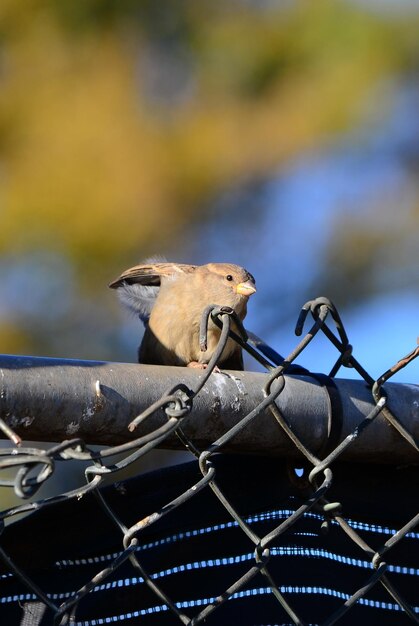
178;77;419;384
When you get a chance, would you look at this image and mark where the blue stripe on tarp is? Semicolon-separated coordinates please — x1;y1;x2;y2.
71;586;419;625
2;544;418;605
53;507;419;569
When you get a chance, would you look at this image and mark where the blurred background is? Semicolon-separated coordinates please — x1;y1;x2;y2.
1;1;419;501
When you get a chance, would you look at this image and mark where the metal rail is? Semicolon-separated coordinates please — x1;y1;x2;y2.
0;354;418;463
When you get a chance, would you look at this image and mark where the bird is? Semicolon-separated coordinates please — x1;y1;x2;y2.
109;260;256;370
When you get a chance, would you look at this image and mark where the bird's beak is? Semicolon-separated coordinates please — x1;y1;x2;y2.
236;280;257;296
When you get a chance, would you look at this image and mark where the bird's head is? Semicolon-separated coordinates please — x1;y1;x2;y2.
198;263;256;316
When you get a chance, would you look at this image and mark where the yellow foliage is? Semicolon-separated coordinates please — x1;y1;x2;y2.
0;1;416;289
0;321;33;354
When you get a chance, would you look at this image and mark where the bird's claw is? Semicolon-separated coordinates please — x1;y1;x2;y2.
187;361;221;373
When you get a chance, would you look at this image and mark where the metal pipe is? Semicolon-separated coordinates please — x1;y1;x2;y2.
0;355;417;463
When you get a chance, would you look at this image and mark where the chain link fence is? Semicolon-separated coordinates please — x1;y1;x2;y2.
0;297;418;625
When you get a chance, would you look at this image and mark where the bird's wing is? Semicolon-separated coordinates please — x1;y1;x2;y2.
109;262;196;288
109;262;197;324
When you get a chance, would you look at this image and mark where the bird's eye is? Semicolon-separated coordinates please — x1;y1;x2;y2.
226;274;233;281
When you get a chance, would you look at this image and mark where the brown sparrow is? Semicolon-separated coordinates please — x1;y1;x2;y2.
109;260;256;370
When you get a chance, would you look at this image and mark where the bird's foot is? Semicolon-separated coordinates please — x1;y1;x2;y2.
187;361;221;373
187;361;207;369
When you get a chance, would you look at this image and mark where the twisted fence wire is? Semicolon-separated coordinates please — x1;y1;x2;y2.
0;297;418;624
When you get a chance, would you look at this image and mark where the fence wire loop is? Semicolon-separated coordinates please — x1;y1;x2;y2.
15;459;54;499
200;304;249;352
0;296;418;625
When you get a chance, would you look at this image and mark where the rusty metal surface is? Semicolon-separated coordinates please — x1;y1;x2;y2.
0;354;418;461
